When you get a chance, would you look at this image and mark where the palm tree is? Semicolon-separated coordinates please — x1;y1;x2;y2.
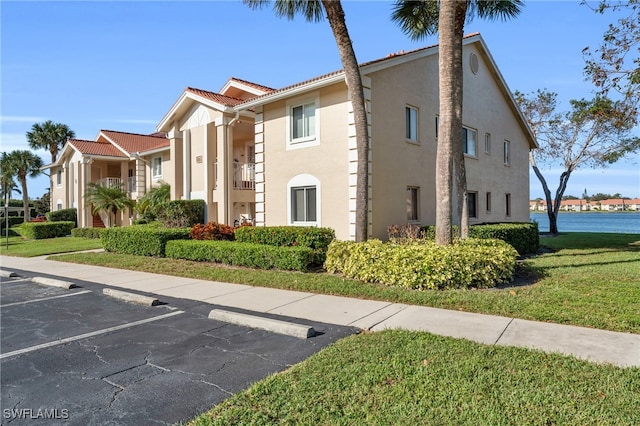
85;182;134;227
245;0;370;242
26;120;75;163
392;0;522;245
134;182;171;221
4;150;43;222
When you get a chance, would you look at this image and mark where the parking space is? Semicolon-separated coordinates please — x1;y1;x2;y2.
1;273;357;425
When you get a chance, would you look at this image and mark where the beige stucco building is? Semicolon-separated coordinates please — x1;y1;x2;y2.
45;33;536;240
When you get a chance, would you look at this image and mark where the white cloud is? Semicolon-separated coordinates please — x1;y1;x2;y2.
0;133;46;156
0;115;46;123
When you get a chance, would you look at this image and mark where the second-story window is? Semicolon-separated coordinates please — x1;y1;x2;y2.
291;102;316;141
462;126;477;157
152;157;162;179
405;105;418;142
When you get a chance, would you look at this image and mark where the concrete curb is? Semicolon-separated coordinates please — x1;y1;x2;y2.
32;276;76;289
0;270;18;278
208;309;315;339
103;288;159;306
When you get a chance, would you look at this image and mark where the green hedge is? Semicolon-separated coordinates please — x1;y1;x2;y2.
166;240;315;271
101;226;191;256
19;221;75;239
235;226;335;265
325;238;518;290
71;227;105;239
420;222;539;255
46;208;77;225
1;217;25;229
156;200;205;228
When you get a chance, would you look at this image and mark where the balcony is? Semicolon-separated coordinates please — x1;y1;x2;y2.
95;177;137;193
213;162;255;191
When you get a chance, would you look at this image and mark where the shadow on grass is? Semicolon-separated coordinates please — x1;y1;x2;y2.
495;261;547;290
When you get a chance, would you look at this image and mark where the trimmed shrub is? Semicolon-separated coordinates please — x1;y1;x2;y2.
0;216;25;229
71;227;105;239
419;222;539;255
19;221;75;239
46;208;77;226
101;225;191;256
235;226;335;264
324;238;518;290
190;222;236;241
469;222;539;256
166;240;314;271
155;200;205;228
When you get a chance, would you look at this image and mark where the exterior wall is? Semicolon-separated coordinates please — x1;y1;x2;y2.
367;53;439;239
366;43;531;239
260;83;352;240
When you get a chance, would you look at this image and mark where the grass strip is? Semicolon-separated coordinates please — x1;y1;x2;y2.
190;330;640;425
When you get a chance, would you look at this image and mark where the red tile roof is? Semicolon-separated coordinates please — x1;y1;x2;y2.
68;139;127;158
99;130;169;154
228;77;276;94
185;87;245;107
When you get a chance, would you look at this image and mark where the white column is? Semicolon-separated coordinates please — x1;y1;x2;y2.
183;129;191;199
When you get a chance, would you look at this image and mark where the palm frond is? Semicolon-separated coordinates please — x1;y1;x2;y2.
391;0;440;41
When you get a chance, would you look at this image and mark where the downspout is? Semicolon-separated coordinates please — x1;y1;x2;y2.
225;111;240;225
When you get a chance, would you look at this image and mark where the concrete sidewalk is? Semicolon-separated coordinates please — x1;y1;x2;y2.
1;254;638;368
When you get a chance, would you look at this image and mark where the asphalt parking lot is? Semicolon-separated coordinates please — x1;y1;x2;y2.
0;271;357;425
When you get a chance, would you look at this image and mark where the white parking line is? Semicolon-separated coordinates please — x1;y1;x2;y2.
0;278;33;284
0;310;184;360
0;290;93;308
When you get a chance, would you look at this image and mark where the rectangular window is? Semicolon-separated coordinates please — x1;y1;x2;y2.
56;202;62;211
435;116;439;138
152;157;162;179
504;140;511;165
467;192;478;218
486;192;492;213
56;169;62;186
506;193;511;217
405;106;418;142
407;187;419;222
291;186;317;223
484;133;491;154
462;127;477;156
291;102;316;141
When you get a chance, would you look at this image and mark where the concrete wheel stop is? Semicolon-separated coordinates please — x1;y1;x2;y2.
208;309;316;339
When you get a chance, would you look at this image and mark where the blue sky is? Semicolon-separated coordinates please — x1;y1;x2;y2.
2;0;638;200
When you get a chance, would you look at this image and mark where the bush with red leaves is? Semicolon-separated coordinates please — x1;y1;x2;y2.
190;222;236;241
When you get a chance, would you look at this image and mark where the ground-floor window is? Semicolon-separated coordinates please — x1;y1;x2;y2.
291;186;316;223
467;191;478;218
407;186;419;222
505;193;511;217
288;174;321;226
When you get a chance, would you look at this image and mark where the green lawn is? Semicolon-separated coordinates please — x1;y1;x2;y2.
12;232;640;424
0;235;103;257
191;330;640;426
54;233;640;333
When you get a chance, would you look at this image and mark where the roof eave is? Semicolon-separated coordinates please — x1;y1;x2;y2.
236;73;346;111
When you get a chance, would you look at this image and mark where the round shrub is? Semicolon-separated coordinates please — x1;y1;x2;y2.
324;238;517;290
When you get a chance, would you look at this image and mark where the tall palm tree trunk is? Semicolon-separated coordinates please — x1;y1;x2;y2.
18;173;30;222
436;1;467;245
322;0;370;242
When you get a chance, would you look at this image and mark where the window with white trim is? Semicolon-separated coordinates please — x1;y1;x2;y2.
504;140;511;165
56;202;63;211
286;95;319;149
287;174;321;226
405;105;418;142
291;186;317;223
56;169;62;186
484;133;491;154
152;157;162;179
462;126;477;156
407;187;419;222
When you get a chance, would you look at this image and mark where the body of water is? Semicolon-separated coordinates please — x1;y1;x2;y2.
530;212;640;234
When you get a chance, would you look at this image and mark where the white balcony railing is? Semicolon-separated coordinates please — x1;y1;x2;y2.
95;177;123;188
213;162;255;191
